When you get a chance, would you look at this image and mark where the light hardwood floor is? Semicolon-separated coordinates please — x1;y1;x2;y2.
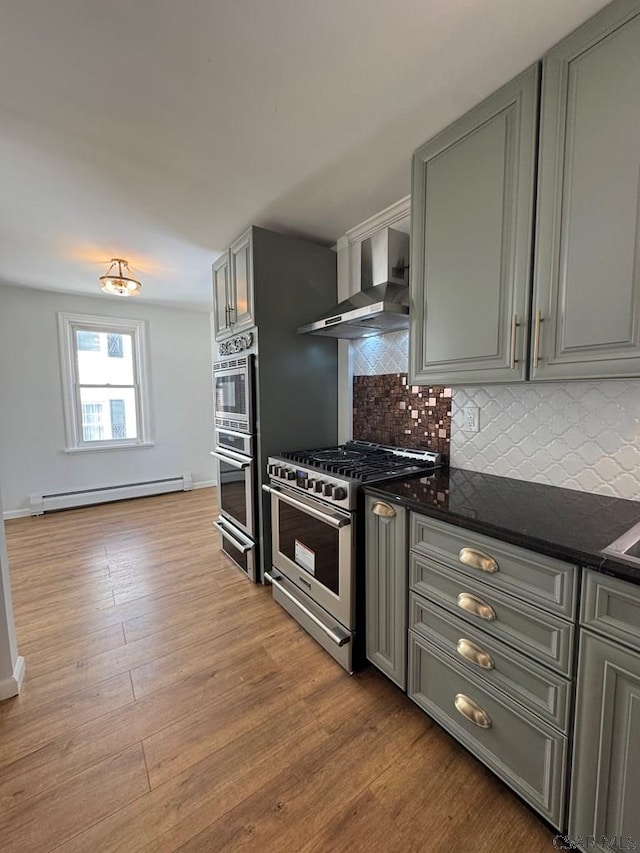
1;488;554;852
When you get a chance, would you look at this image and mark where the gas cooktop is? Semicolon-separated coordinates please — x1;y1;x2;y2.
276;439;442;487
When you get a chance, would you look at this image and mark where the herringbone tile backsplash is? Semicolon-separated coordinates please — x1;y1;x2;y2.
352;331;640;501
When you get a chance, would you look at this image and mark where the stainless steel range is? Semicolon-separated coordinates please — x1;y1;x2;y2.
263;441;442;673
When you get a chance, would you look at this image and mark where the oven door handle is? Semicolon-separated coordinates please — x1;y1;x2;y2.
265;571;351;648
213;519;252;553
262;484;351;529
210;450;251;469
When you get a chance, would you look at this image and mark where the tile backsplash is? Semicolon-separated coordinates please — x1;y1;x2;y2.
351;329;640;501
452;383;640;501
353;374;451;455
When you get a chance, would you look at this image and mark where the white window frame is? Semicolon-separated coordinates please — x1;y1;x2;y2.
58;312;153;453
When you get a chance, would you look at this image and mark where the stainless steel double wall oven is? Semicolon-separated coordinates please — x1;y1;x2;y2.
212;355;257;581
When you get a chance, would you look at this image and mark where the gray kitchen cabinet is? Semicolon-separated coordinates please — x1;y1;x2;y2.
365;496;407;689
532;0;640;380
213;227;255;341
409;64;539;386
569;569;640;847
569;629;640;849
212;252;231;339
407;510;576;829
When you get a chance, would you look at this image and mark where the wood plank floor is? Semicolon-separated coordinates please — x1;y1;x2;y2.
1;488;555;852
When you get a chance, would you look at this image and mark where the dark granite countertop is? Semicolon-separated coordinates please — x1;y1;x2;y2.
364;467;640;585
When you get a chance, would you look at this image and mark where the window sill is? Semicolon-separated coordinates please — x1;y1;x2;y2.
64;441;155;454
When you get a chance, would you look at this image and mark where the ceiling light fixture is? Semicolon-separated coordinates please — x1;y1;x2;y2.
99;258;142;296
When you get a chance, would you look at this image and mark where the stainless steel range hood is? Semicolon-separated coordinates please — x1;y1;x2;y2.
297;227;410;339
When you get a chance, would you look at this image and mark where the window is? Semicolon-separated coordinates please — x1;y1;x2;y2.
58;313;151;451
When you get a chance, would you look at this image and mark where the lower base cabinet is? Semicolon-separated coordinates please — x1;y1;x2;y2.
409;631;567;829
365;496;407;689
569;630;640;851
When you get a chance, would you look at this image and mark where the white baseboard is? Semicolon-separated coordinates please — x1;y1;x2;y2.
193;480;217;489
3;509;31;520
4;481;218;519
0;656;25;701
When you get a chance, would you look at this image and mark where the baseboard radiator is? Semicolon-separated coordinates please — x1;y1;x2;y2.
29;474;193;516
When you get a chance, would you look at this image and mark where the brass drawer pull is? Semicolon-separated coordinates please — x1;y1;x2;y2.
456;639;495;670
455;693;492;729
458;547;498;573
371;501;396;519
457;593;496;622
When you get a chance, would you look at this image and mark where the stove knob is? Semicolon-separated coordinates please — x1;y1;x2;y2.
332;486;347;501
273;466;283;477
268;464;277;476
314;481;324;493
306;479;316;490
323;483;333;497
285;470;296;481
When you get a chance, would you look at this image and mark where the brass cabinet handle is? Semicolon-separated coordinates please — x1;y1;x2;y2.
457;592;496;622
509;314;519;370
224;305;231;328
455;693;492;729
458;547;498;574
371;501;396;519
532;308;543;368
456;638;495;670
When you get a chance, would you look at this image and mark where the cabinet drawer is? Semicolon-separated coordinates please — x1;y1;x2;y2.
581;570;640;654
408;632;566;829
410;593;571;731
410;553;574;675
410;514;577;618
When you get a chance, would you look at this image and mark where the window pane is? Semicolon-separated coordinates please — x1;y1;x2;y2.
79;387;138;441
76;331;101;351
107;334;124;358
75;330;134;384
81;402;105;441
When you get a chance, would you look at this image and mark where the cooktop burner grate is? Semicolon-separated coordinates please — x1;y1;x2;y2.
280;440;442;482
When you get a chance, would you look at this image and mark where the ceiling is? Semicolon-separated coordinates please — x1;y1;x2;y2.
0;0;609;311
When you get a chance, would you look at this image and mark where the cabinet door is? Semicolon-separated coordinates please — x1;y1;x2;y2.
365;496;407;689
212;252;231;341
409;65;538;386
533;2;640;380
229;228;254;332
569;630;640;849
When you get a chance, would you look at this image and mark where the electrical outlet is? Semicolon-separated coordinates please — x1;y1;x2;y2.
463;405;480;432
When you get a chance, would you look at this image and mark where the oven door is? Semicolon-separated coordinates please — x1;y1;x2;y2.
213;517;256;582
213;360;252;432
265;483;354;630
211;447;254;538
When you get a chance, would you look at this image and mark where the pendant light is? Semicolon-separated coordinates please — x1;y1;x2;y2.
99;258;142;296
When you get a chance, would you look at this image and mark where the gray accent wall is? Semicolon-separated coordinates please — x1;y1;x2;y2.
351;332;640;501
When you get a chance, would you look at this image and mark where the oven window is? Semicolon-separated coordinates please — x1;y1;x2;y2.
217;431;248;454
222;535;251;577
215;374;247;416
219;463;248;529
278;502;339;595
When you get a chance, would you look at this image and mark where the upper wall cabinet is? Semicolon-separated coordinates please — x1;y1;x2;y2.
532;0;640;380
213;228;255;341
409;65;539;385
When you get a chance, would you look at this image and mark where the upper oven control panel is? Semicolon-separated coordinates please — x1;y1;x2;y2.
267;458;357;510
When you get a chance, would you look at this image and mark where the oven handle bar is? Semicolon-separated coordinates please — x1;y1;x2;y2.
213;519;252;553
265;571;351;648
262;484;351;529
210;450;251;469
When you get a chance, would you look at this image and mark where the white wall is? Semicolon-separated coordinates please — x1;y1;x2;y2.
0;283;214;514
0;485;24;699
350;332;640;502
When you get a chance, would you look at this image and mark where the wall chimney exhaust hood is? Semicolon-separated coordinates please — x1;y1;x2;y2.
297;227;410;339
